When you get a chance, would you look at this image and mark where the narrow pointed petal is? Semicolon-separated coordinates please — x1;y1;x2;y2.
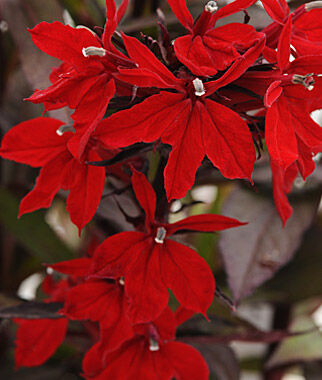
29;22;100;70
126;244;169;324
203;99;256;182
131;169;156;226
49;258;92;277
122;33;179;87
264;80;283;107
164;101;204;200
214;0;257;22
261;0;289;24
19;151;71;217
0;118;69;167
161;240;215;316
167;214;246;235
167;0;193;30
91;231;147;278
15;318;68;368
277;16;292;71
65;150;106;234
265;98;299;169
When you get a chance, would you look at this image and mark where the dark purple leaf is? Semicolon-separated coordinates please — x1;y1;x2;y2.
0;302;63;319
219;187;320;303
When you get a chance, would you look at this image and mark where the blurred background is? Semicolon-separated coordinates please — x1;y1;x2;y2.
0;0;321;379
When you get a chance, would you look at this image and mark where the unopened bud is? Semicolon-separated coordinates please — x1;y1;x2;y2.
82;46;106;57
149;338;160;352
193;78;206;96
56;125;76;136
292;73;315;90
155;227;167;244
205;1;218;13
305;1;322;11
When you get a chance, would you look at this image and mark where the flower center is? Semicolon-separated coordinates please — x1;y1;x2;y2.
82;46;107;57
205;1;218;13
292;73;315;90
154;227;167;244
192;78;206;96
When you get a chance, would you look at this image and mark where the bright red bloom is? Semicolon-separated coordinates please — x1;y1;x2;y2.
262;0;322;57
168;0;260;76
0;117;108;233
263;18;322;171
97;33;264;200
26;0;132;157
82;307;209;380
90;170;245;323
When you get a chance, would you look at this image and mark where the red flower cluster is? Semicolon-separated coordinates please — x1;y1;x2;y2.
1;0;322;377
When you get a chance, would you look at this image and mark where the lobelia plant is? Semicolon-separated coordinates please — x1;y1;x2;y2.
0;0;322;378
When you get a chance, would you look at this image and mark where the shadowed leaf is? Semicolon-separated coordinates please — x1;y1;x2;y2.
0;301;63;319
219;187;320;303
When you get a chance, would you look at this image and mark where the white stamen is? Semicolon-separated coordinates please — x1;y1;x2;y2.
149;338;160;352
205;1;218;13
154;227;167;244
82;46;106;57
193;78;206;96
292;73;315;90
56;125;76;136
119;277;125;286
305;1;322;11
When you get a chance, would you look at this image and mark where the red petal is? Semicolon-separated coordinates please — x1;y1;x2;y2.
213;0;257;23
49;258;92;276
277;16;292;71
131;169;156;227
167;214;246;235
261;0;289;24
126;244;169;323
29;22;101;70
161;240;215;316
164;341;209;380
167;0;193;30
122;33;179;87
19;151;72;217
63;280;121;322
65;150;106;234
206;35;265;94
264;80;283;107
96;92;187;148
203;99;256;182
164;101;204;200
15;318;67;368
91;231;147;278
0;118;68;167
266;98;299;169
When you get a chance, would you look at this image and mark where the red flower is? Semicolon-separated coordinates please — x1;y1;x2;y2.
26;0;132;157
97;33;264;200
90;169;245;323
82;307;209;380
167;0;260;76
263;18;322;171
262;0;322;57
0;117;107;233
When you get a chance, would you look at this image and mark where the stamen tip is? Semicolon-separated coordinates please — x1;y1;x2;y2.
205;1;218;13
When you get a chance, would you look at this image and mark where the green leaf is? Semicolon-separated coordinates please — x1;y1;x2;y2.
0;188;74;263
